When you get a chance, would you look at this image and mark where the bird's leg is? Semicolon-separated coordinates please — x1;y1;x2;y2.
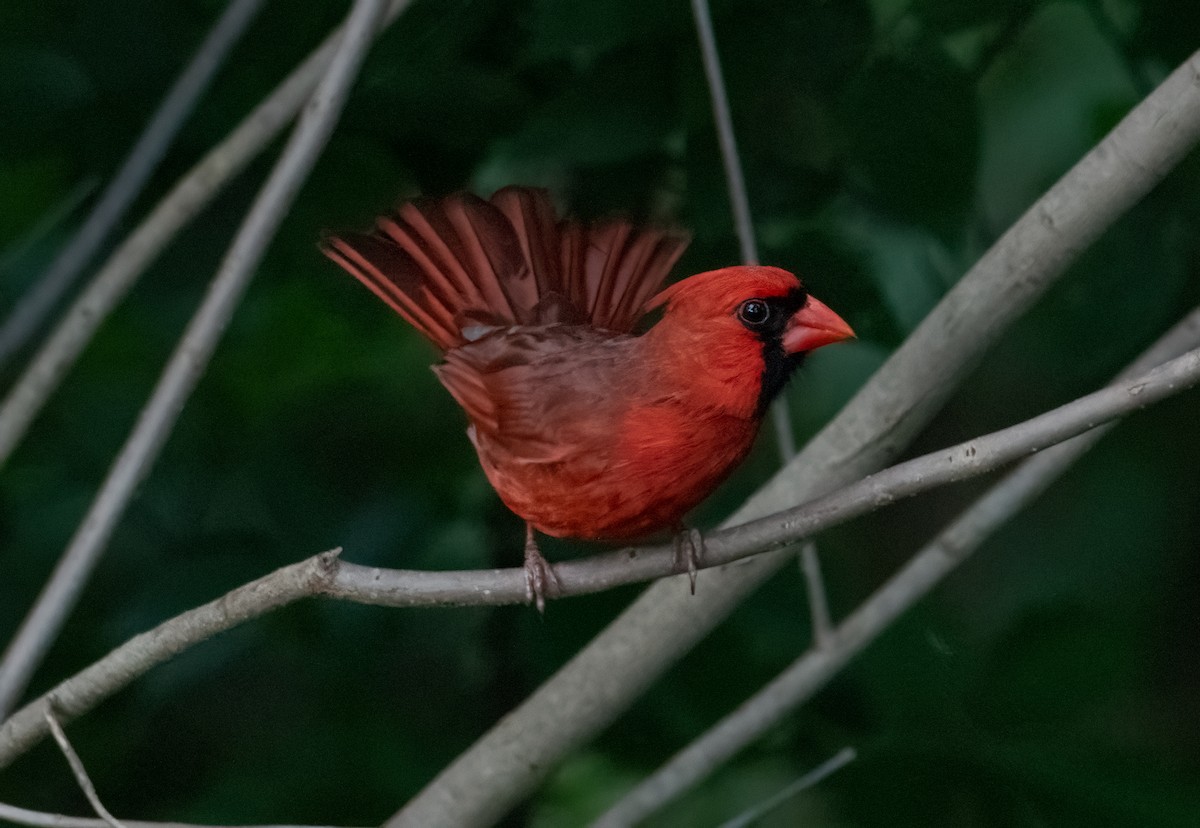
524;523;559;613
672;524;705;594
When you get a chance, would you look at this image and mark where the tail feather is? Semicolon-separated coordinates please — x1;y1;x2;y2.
490;186;562;301
323;234;460;347
606;228;651;327
440;194;535;319
585;222;632;330
322;187;690;350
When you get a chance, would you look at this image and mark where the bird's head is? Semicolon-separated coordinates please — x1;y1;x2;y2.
644;265;854;417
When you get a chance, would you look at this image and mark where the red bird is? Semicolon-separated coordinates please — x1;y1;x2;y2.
323;187;853;608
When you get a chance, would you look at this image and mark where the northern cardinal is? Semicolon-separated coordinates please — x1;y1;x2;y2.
323;187;853;608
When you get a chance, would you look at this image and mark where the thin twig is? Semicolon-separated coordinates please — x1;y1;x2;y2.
0;0;391;720
388;49;1200;828
688;0;802;464
798;542;834;648
714;746;857;828
3;341;1199;769
43;707;127;828
0;800;364;828
591;305;1200;825
691;0;826;657
0;0;267;370
0;0;412;470
797;515;827;643
689;0;757;266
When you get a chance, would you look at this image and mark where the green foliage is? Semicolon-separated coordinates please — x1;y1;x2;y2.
1;0;1198;824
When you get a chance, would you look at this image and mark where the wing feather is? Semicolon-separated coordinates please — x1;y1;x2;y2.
322;187;690;349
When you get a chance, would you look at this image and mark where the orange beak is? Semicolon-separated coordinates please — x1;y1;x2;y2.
782;295;855;354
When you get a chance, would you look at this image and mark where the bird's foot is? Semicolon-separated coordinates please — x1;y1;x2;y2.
524;524;559;613
672;526;705;594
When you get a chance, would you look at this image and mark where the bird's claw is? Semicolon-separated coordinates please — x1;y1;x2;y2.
673;526;705;594
524;526;559;613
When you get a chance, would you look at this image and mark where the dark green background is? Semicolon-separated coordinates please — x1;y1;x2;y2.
2;0;1198;824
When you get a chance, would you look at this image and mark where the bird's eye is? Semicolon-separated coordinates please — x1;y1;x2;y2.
737;299;770;327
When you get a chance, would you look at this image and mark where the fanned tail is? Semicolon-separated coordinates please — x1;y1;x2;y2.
322;187;689;350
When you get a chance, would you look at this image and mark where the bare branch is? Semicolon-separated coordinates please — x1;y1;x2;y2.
3;338;1198;769
0;0;266;370
388;49;1200;828
43;708;127;828
0;0;412;470
0;0;392;721
592;305;1200;826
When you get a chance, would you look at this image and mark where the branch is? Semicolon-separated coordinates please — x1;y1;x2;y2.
388;48;1200;828
593;304;1200;826
0;0;393;720
3;339;1198;769
0;0;266;370
0;0;413;469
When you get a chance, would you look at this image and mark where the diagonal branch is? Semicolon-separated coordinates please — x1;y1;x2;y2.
0;0;266;370
387;48;1200;828
592;304;1200;826
0;0;393;721
2;341;1197;770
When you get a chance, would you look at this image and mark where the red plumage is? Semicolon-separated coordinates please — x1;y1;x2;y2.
323;187;853;604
